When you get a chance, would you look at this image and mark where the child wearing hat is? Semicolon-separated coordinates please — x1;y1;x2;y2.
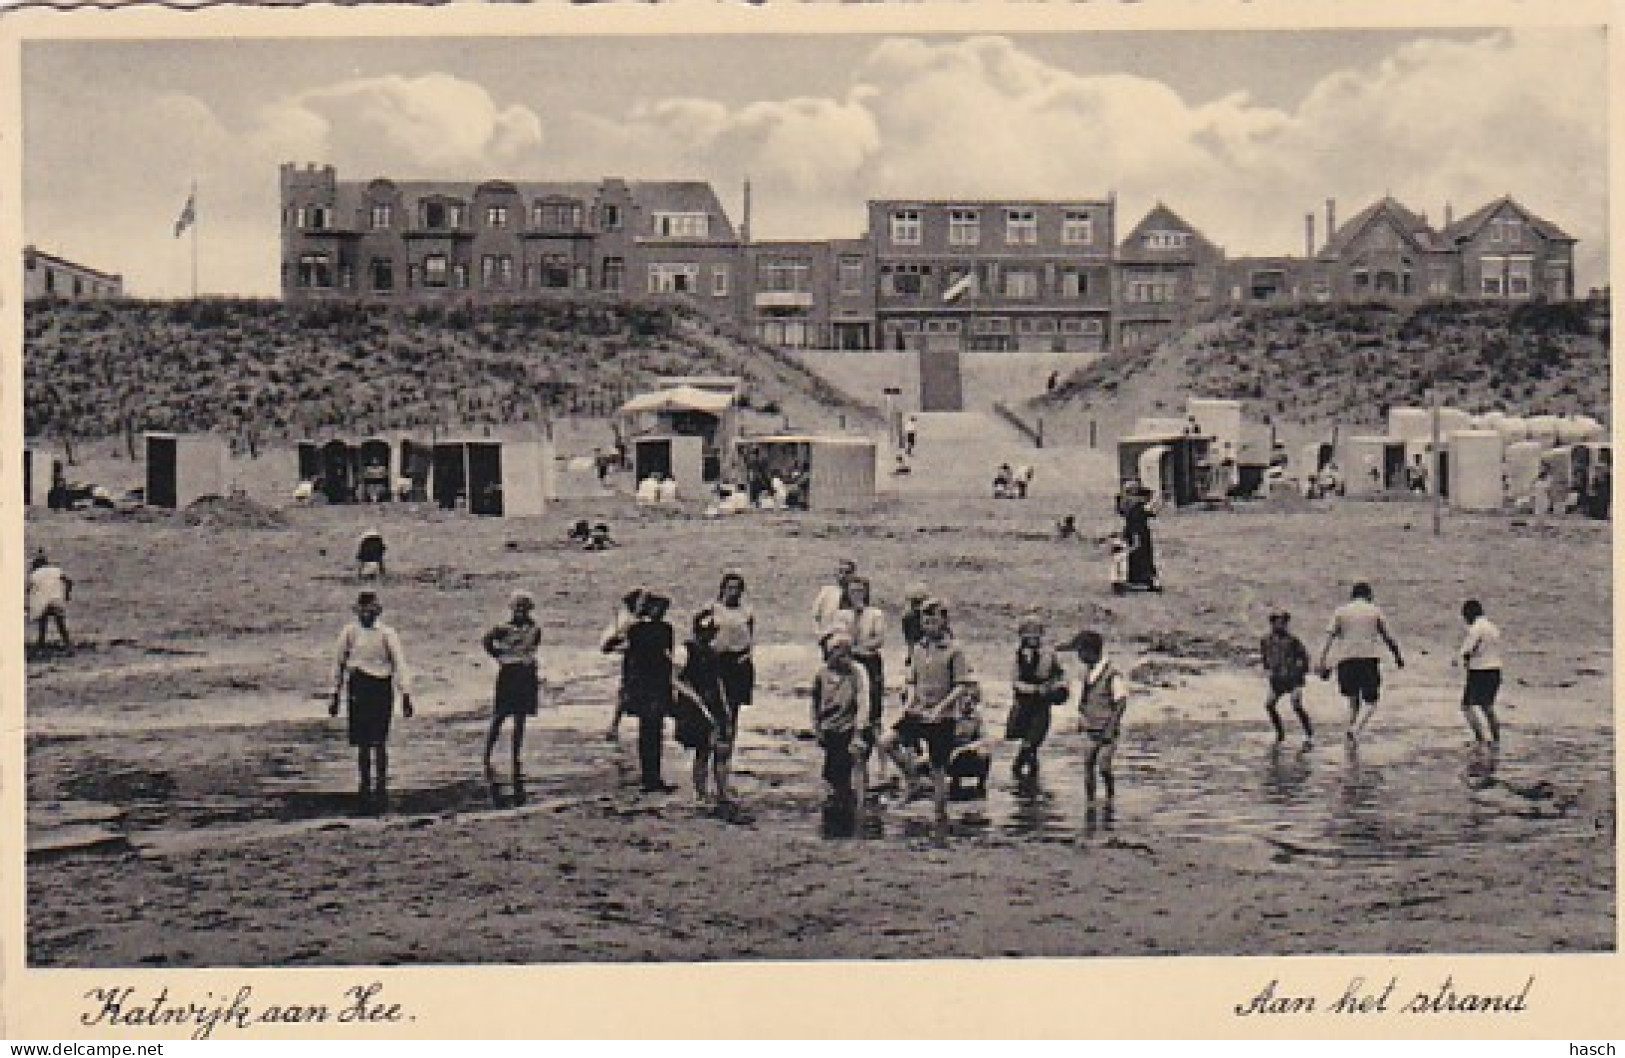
1067;630;1128;804
482;590;544;777
331;591;415;808
1007;614;1067;782
1260;610;1314;746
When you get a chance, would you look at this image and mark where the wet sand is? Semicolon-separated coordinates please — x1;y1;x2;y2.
23;489;1615;965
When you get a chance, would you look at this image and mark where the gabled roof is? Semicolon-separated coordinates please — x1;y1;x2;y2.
1116;202;1222;263
1441;196;1575;244
1319;196;1444;259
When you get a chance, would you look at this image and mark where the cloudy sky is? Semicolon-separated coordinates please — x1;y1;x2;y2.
22;28;1608;298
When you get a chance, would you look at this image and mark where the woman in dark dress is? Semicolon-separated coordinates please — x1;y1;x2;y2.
1121;489;1162;591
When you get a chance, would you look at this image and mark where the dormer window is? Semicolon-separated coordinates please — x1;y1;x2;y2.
1144;230;1190;250
654;212;710;238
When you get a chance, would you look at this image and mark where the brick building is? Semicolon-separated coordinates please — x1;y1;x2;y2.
1114;202;1224;349
279;163;744;322
23;246;123;301
867;197;1115;353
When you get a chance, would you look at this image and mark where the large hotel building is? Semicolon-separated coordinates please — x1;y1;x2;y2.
278;163;1578;353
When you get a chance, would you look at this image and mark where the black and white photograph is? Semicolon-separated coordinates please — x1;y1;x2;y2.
4;3;1618;1037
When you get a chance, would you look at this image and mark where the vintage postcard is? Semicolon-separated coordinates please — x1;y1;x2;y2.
1;0;1619;1040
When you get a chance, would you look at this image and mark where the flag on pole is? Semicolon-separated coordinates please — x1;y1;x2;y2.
173;192;196;238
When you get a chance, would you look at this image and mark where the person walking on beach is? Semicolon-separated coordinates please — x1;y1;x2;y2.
27;551;73;651
1260;611;1314;747
482;590;543;778
1119;486;1162;591
599;588;646;742
674;609;734;806
1455;599;1503;747
623;593;677;793
710;572;756;725
1316;582;1404;745
889;600;974;840
810;631;872;820
331;590;414;807
813;559;856;642
1007;615;1067;783
1068;630;1128;805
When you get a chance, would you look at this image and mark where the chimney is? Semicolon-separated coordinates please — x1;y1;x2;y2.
741;178;752;245
1444;201;1454;228
1305;213;1316;258
1326;198;1337;240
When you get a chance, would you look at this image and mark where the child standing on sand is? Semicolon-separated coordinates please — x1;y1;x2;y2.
810;631;871;816
331;590;414;808
1067;630;1128;804
1260;611;1314;747
674;610;735;806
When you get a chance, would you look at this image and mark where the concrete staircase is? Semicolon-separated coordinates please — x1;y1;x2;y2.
889;411;1117;504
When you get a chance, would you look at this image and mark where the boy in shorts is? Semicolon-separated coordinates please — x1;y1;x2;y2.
1007;615;1066;782
1260;611;1314;747
887;600;973;838
1316;582;1404;744
810;631;871;817
1068;630;1128;803
1456;599;1503;747
331;591;414;808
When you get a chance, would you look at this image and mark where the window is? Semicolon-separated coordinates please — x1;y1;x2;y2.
838;257;865;295
1062;211;1094;245
43;269;55;294
486;206;509;229
423;254;449;288
1545;262;1569;299
1060;270;1090;299
421;202;453;230
1507;256;1532;297
757;260;812;293
654;212;711;238
532;200;583;232
1061;317;1103;335
1004;269;1039;299
882;263;928;296
304;206;331;231
973;317;1010;335
1126;276;1176;303
1195;279;1214;300
599;204;622;232
602;257;625;292
648;263;700;294
73;278;83;297
480;255;514;288
923;319;961;334
453;263;469;289
712;265;730;297
890;210;921;245
948;209;980;246
1428;266;1451;296
1144;231;1191;250
540;255;571;289
1491;218;1524;245
297;252;332;288
1480;255;1505;296
1005;209;1038;245
370;258;394;292
370;204;393;230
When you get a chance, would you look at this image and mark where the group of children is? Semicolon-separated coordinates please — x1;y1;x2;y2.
323;555;1507;828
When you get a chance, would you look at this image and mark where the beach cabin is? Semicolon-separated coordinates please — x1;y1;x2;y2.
1187;399;1244;460
1344;436;1407;496
398;439;433;502
633;435;706;497
1505;440;1546;508
145;432;228;510
1119;434;1207;507
735;435;877;510
357;438;393;502
1449;430;1505;512
1572;442;1612;519
620;383;740;486
429;438;548;517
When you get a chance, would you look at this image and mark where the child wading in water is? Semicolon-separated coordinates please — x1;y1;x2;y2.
674;610;735;807
331;591;414;808
1260;611;1314;747
1006;615;1066;783
482;590;543;779
1067;630;1128;804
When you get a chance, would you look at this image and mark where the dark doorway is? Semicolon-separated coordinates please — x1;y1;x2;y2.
432;443;466;510
321;441;356;504
468;442;503;516
147;434;178;509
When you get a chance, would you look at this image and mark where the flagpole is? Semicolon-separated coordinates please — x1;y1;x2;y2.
190;180;198;299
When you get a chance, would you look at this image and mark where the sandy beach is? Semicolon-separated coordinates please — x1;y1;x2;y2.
23;466;1615;966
